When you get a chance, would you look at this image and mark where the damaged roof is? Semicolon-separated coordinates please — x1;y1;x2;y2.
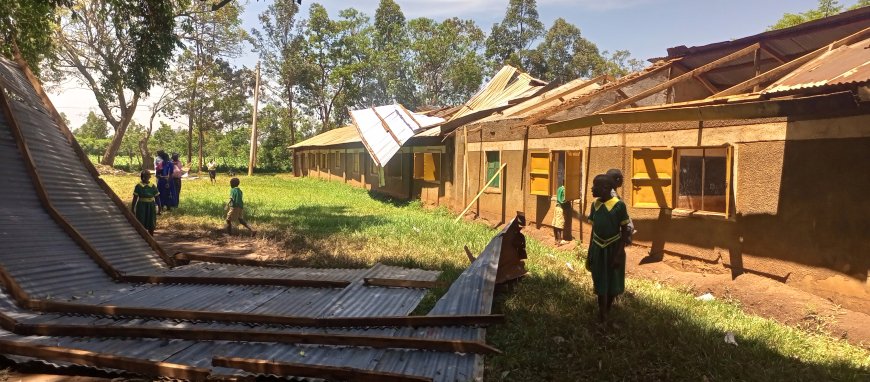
349;104;444;166
764;36;870;94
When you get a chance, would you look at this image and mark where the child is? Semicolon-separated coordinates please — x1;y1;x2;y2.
207;159;217;185
587;174;631;323
225;177;255;235
606;169;635;244
553;184;569;245
132;170;159;235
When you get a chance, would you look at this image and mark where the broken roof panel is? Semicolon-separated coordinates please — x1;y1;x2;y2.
350;104;444;166
477;76;605;123
289;125;360;148
764;36;870;94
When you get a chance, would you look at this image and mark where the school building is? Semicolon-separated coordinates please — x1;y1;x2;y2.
291;9;870;313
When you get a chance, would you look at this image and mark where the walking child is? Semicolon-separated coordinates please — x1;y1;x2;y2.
132;170;159;235
587;174;631;322
207;159;217;185
225;177;255;235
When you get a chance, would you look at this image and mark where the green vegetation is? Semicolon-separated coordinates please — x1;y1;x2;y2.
102;174;870;381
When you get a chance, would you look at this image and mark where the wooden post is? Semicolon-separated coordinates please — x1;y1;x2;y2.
462;126;468;208
247;62;261;176
752;48;762;92
455;163;506;223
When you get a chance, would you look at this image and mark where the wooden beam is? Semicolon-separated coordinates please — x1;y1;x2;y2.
173;252;282;267
12;320;500;355
363;278;445;289
349;111;382;167
0;340;211;382
713;26;870;98
693;74;720;95
615;88;640;107
372;107;402;145
454;163;507;223
123;274;350;289
759;43;787;64
524;65;674;125
213;356;433;382
597;43;761;113
10;50;176;267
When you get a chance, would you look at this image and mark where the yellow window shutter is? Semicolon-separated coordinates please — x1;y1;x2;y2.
423;153;438;181
413;153;424;179
565;151;582;200
631;148;673;208
529;152;550;196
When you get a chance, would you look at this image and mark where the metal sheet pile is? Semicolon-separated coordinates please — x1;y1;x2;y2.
0;54;527;381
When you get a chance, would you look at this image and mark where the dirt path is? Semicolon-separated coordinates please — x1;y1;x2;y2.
519;226;870;349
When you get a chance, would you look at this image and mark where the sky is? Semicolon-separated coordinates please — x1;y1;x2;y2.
49;0;864;130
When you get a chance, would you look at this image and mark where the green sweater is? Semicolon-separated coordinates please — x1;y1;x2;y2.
229;187;244;208
556;185;566;206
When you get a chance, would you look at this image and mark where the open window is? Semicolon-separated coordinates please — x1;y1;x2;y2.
485;151;501;190
413;152;441;182
674;146;731;215
529;150;581;199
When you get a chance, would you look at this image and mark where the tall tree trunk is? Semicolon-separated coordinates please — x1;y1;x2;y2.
197;128;204;173
100;95;139;166
187;82;198;165
287;84;296;145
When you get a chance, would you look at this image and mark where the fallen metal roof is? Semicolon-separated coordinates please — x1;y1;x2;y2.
0;52;526;381
448;66;547;122
349;104;444;167
289;125;360;149
764;36;870;94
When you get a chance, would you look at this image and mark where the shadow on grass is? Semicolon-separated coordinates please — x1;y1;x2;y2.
485;270;868;381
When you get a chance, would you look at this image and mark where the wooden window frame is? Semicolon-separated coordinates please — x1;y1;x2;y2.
484;150;502;192
413;151;441;183
528;150;551;196
672;145;733;218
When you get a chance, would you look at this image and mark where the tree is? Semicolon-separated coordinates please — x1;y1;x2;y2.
1;0;178;92
252;0;307;146
299;4;372;132
600;50;645;78
528;18;605;84
76;111;109;139
370;0;415;107
485;0;544;70
769;0;844;30
408;17;486;106
54;1;147;166
172;0;247;169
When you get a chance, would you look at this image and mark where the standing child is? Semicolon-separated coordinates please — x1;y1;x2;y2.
207;159;217;185
225;177;255;235
553;184;569;245
171;153;183;208
587;174;631;323
132;170;159;235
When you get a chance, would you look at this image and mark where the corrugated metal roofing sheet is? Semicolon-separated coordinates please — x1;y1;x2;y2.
289;125;360;149
448;66;547;122
478;77;604;123
764;36;870;94
350;104;444;166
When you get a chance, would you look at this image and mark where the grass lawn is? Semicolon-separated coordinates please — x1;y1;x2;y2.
103;174;870;381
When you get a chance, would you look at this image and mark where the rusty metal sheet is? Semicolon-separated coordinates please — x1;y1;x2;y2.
765;37;870;94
